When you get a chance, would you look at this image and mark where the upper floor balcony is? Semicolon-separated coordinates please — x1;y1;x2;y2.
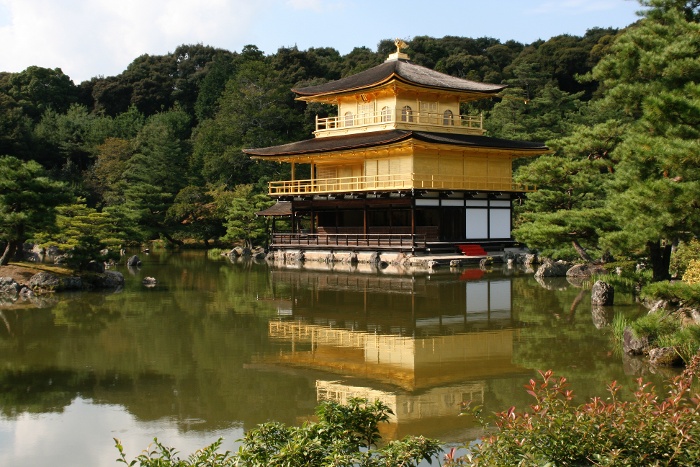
268;173;535;196
314;107;484;138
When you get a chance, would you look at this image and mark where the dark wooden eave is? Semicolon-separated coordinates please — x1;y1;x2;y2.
243;130;549;158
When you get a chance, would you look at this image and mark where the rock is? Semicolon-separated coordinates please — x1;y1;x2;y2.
53;254;70;265
648;347;683;367
535;260;572;278
142;277;157;287
523;253;538;268
241;247;252;257
623;326;649;355
450;259;462;268
349;252;359;264
127;255;141;267
566;263;607;278
28;271;82;292
427;260;439;269
591;280;614;306
85;260;105;273
0;277;20;296
99;271;125;288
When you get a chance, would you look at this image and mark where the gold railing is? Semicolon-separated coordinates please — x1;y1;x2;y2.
268;173;535;195
315;108;483;133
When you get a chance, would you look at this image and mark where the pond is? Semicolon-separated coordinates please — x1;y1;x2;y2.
0;250;659;466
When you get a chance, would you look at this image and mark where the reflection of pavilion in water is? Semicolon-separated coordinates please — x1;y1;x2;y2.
255;269;528;440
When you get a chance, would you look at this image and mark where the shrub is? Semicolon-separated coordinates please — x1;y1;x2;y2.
641;280;700;306
630;311;681;342
683;259;700;285
115;398;441;467
454;354;700;466
671;239;700;278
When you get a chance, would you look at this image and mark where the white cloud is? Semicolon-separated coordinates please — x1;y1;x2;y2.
0;0;268;82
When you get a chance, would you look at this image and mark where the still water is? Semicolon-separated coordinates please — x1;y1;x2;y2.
0;250;655;466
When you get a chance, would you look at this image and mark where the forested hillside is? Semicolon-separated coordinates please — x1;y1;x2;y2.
1;0;697;279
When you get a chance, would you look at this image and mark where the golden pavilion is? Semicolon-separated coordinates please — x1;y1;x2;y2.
244;40;548;254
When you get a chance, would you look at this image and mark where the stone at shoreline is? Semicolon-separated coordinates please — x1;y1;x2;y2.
649;347;683;367
534;260;572;278
142;276;157;287
26;270;124;292
567;263;607;278
127;255;141;267
591;280;614;306
0;277;20;296
623;326;649;355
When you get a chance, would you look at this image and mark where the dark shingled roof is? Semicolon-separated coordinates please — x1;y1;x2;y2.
256;201;292;216
244;130;548;157
292;59;506;97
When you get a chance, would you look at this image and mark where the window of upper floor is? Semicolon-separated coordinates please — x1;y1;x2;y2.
443;109;454;126
380;106;392;122
344;111;354;127
401;105;413;122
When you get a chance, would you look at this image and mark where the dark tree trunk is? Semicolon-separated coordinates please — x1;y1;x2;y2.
648;240;672;281
161;231;184;247
572;239;594;263
0;241;20;266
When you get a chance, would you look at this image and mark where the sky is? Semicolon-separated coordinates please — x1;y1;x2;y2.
0;0;645;83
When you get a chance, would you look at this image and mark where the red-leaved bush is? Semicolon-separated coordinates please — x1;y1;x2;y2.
453;352;700;466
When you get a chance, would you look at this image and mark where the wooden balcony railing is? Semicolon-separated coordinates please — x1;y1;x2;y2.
268;173;535;195
315;108;483;135
271;233;425;250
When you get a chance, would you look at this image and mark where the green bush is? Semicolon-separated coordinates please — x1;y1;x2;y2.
670;239;700;278
683;259;700;285
641;280;700;306
631;312;681;342
115;398;441;467
453;354;700;466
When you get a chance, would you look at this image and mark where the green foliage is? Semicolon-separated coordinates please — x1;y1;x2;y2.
630;311;681;342
671;239;700;278
115;437;235;467
642;280;700;305
35;200;122;270
611;313;630;343
0;156;72;264
683;259;700;285
223;184;272;248
454;360;700;466
114;399;441;467
596;1;700;279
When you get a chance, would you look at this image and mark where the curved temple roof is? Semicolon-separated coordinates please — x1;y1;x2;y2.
244;130;548;158
292;59;506;98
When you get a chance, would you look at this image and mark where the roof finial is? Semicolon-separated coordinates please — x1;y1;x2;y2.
395;38;408;54
386;38;410;62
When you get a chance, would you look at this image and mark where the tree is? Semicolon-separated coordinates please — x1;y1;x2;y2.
0;156;71;265
35;200;123;270
223;184;272;248
512;115;625;260
595;0;700;280
3;66;78;122
167;185;227;247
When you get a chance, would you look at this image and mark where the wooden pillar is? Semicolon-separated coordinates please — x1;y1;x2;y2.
291;162;295;181
363;205;368;235
411;197;416;252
